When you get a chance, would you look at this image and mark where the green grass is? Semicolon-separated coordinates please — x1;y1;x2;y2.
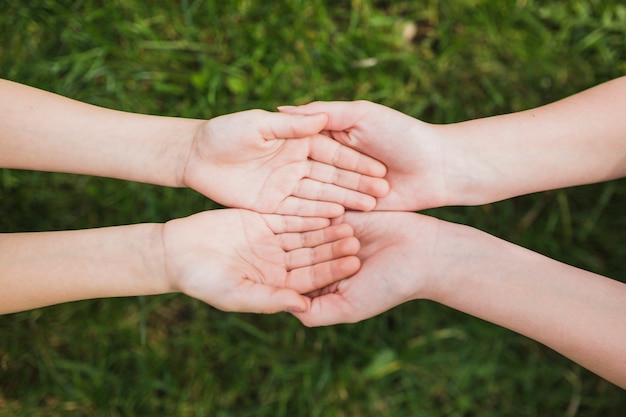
1;0;626;415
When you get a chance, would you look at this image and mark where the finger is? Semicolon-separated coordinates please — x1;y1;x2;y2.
261;214;330;234
218;281;311;314
278;101;363;132
291;293;354;327
275;196;345;218
306;161;390;197
308;134;387;177
260;111;328;140
303;281;341;298
284;255;360;294
294;178;378;212
277;223;354;252
285;236;360;270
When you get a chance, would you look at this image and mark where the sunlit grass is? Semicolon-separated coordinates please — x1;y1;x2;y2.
1;1;625;415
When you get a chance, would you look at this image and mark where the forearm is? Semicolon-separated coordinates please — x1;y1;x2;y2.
0;79;202;186
430;225;626;388
0;223;169;314
438;76;626;205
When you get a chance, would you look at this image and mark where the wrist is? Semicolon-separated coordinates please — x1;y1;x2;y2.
139;223;175;295
400;120;472;210
385;214;478;303
178;119;214;191
415;121;454;208
0;223;174;313
427;121;489;207
417;220;498;304
145;117;204;188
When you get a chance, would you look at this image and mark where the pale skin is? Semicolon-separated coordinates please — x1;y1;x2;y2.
283;77;626;388
279;76;626;210
0;78;388;314
0;79;389;217
0;209;361;314
293;212;626;389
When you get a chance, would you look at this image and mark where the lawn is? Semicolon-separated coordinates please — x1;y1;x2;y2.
1;1;626;415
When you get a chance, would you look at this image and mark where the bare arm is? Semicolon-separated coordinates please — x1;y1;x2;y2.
0;78;197;186
0;223;167;314
433;219;626;388
295;212;626;388
441;76;626;205
0;210;361;315
0;79;388;217
280;76;626;209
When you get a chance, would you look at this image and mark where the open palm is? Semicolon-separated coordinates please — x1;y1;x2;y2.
280;101;449;211
294;211;447;326
162;209;362;314
184;110;389;217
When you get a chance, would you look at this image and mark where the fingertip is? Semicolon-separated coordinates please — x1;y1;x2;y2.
311;217;332;229
372;161;388;178
306;112;329;132
286;295;311;314
341;236;361;256
357;195;378;212
364;178;390;200
292;215;331;232
330;214;346;226
277;106;330;132
267;110;328;140
334;222;355;238
276;105;326;122
360;178;390;201
289;298;321;327
328;203;346;218
305;201;345;219
290;311;317;327
277;105;297;112
339;255;361;277
277;103;324;114
377;178;391;197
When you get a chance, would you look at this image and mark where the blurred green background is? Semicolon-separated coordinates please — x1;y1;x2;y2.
1;0;625;415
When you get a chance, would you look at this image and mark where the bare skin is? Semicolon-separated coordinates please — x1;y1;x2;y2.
0;79;389;218
0;79;388;314
284;77;626;388
280;76;626;210
0;210;361;314
294;211;626;389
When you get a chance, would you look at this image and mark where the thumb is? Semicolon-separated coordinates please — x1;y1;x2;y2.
278;101;363;132
290;292;348;327
229;283;311;314
261;112;328;140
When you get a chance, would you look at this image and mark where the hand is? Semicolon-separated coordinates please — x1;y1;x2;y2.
183;110;390;217
292;213;626;391
161;209;361;314
279;101;448;211
292;211;458;326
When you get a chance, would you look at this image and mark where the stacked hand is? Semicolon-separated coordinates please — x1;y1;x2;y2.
162;209;361;314
4;78;626;388
278;86;626;388
279;101;448;211
278;101;453;323
0;80;392;315
183;109;389;217
168;107;391;313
